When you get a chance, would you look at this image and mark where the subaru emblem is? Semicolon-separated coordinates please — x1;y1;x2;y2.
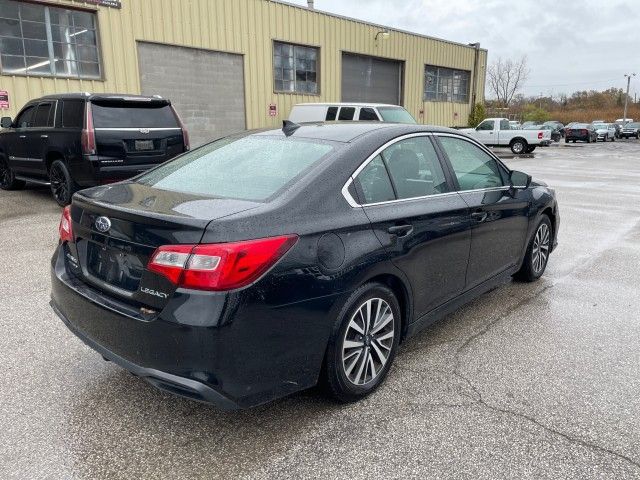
95;216;111;233
139;128;150;134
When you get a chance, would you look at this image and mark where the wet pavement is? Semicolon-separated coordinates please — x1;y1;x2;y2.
1;139;640;479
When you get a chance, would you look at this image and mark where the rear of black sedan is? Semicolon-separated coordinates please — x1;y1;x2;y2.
51;122;559;409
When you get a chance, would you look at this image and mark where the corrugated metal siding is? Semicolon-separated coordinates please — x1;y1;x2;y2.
0;0;487;127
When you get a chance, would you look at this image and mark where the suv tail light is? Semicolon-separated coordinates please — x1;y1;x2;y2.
538;132;543;139
59;205;73;243
170;106;190;151
81;102;96;155
148;235;297;291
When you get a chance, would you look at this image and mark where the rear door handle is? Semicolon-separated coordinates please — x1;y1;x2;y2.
19;135;26;139
41;134;48;139
387;224;414;237
471;211;488;222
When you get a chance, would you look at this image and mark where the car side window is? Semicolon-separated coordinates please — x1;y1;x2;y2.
325;106;338;121
476;120;494;131
33;102;54;128
499;119;510;130
338;107;355;121
359;108;379;121
380;137;448;199
62;100;85;128
15;105;36;129
354;155;395;204
438;136;504;191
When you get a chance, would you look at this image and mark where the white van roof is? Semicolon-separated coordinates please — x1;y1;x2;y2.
293;102;402;108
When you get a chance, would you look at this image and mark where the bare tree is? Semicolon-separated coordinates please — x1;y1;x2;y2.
487;56;530;107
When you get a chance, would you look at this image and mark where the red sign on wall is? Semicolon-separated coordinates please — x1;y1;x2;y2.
0;90;9;110
268;103;277;117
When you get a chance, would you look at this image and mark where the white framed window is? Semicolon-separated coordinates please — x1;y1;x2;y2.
273;41;318;94
0;0;101;79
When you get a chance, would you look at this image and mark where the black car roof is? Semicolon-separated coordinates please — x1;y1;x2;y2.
252;122;463;143
35;92;166;102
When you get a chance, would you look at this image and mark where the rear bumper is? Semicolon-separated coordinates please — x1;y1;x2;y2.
50;245;340;409
50;300;239;409
75;157;165;187
540;140;552;146
566;135;589;141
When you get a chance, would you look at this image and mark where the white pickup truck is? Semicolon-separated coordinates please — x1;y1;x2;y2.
460;118;552;154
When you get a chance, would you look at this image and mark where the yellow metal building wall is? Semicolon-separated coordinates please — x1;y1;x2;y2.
0;0;487;127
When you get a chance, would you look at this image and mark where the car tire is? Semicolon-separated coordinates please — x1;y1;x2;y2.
611;135;615;142
49;160;76;206
515;215;552;282
0;153;26;191
322;282;401;403
565;138;569;144
510;139;527;154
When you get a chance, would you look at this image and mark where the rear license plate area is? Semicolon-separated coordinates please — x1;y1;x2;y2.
86;242;144;292
135;140;155;151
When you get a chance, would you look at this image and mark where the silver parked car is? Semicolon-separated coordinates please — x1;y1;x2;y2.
593;123;616;142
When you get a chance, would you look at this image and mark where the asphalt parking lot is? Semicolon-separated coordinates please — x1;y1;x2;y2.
1;139;640;479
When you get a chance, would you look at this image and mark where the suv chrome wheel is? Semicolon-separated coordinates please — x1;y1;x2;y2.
342;297;394;386
532;223;550;274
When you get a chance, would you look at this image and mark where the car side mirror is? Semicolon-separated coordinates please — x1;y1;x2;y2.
0;117;12;129
510;170;531;189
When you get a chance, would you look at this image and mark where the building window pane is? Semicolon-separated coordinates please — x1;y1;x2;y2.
0;0;101;79
424;65;470;103
273;41;319;94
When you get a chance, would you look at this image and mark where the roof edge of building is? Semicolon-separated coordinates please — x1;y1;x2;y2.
267;0;489;53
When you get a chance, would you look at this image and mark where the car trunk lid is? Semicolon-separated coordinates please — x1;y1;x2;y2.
67;182;261;309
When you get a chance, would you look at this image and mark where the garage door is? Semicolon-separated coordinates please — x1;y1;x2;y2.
137;42;246;148
341;53;403;105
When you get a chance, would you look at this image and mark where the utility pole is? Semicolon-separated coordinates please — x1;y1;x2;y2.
623;73;636;121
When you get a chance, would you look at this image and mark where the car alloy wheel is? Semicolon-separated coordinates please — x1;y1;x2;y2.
531;222;550;274
511;140;525;154
0;157;11;189
50;163;69;205
341;297;395;386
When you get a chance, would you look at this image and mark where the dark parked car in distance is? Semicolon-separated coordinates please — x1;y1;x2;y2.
0;93;189;205
543;121;565;138
621;122;640;139
565;123;597;143
527;124;561;142
50;122;559;409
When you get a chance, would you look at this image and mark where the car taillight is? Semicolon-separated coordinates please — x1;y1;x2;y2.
59;205;73;243
538;132;543;139
81;102;96;155
170;105;190;151
148;235;298;291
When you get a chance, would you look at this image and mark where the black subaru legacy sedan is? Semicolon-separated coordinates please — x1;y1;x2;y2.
50;122;559;409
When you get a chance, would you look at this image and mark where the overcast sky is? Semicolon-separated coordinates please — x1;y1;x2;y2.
288;0;640;100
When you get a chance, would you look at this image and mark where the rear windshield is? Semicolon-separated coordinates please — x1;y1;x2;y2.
91;101;179;128
377;107;416;124
136;135;335;201
627;122;640;128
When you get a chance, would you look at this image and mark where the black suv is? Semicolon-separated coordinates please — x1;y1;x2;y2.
0;93;189;205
